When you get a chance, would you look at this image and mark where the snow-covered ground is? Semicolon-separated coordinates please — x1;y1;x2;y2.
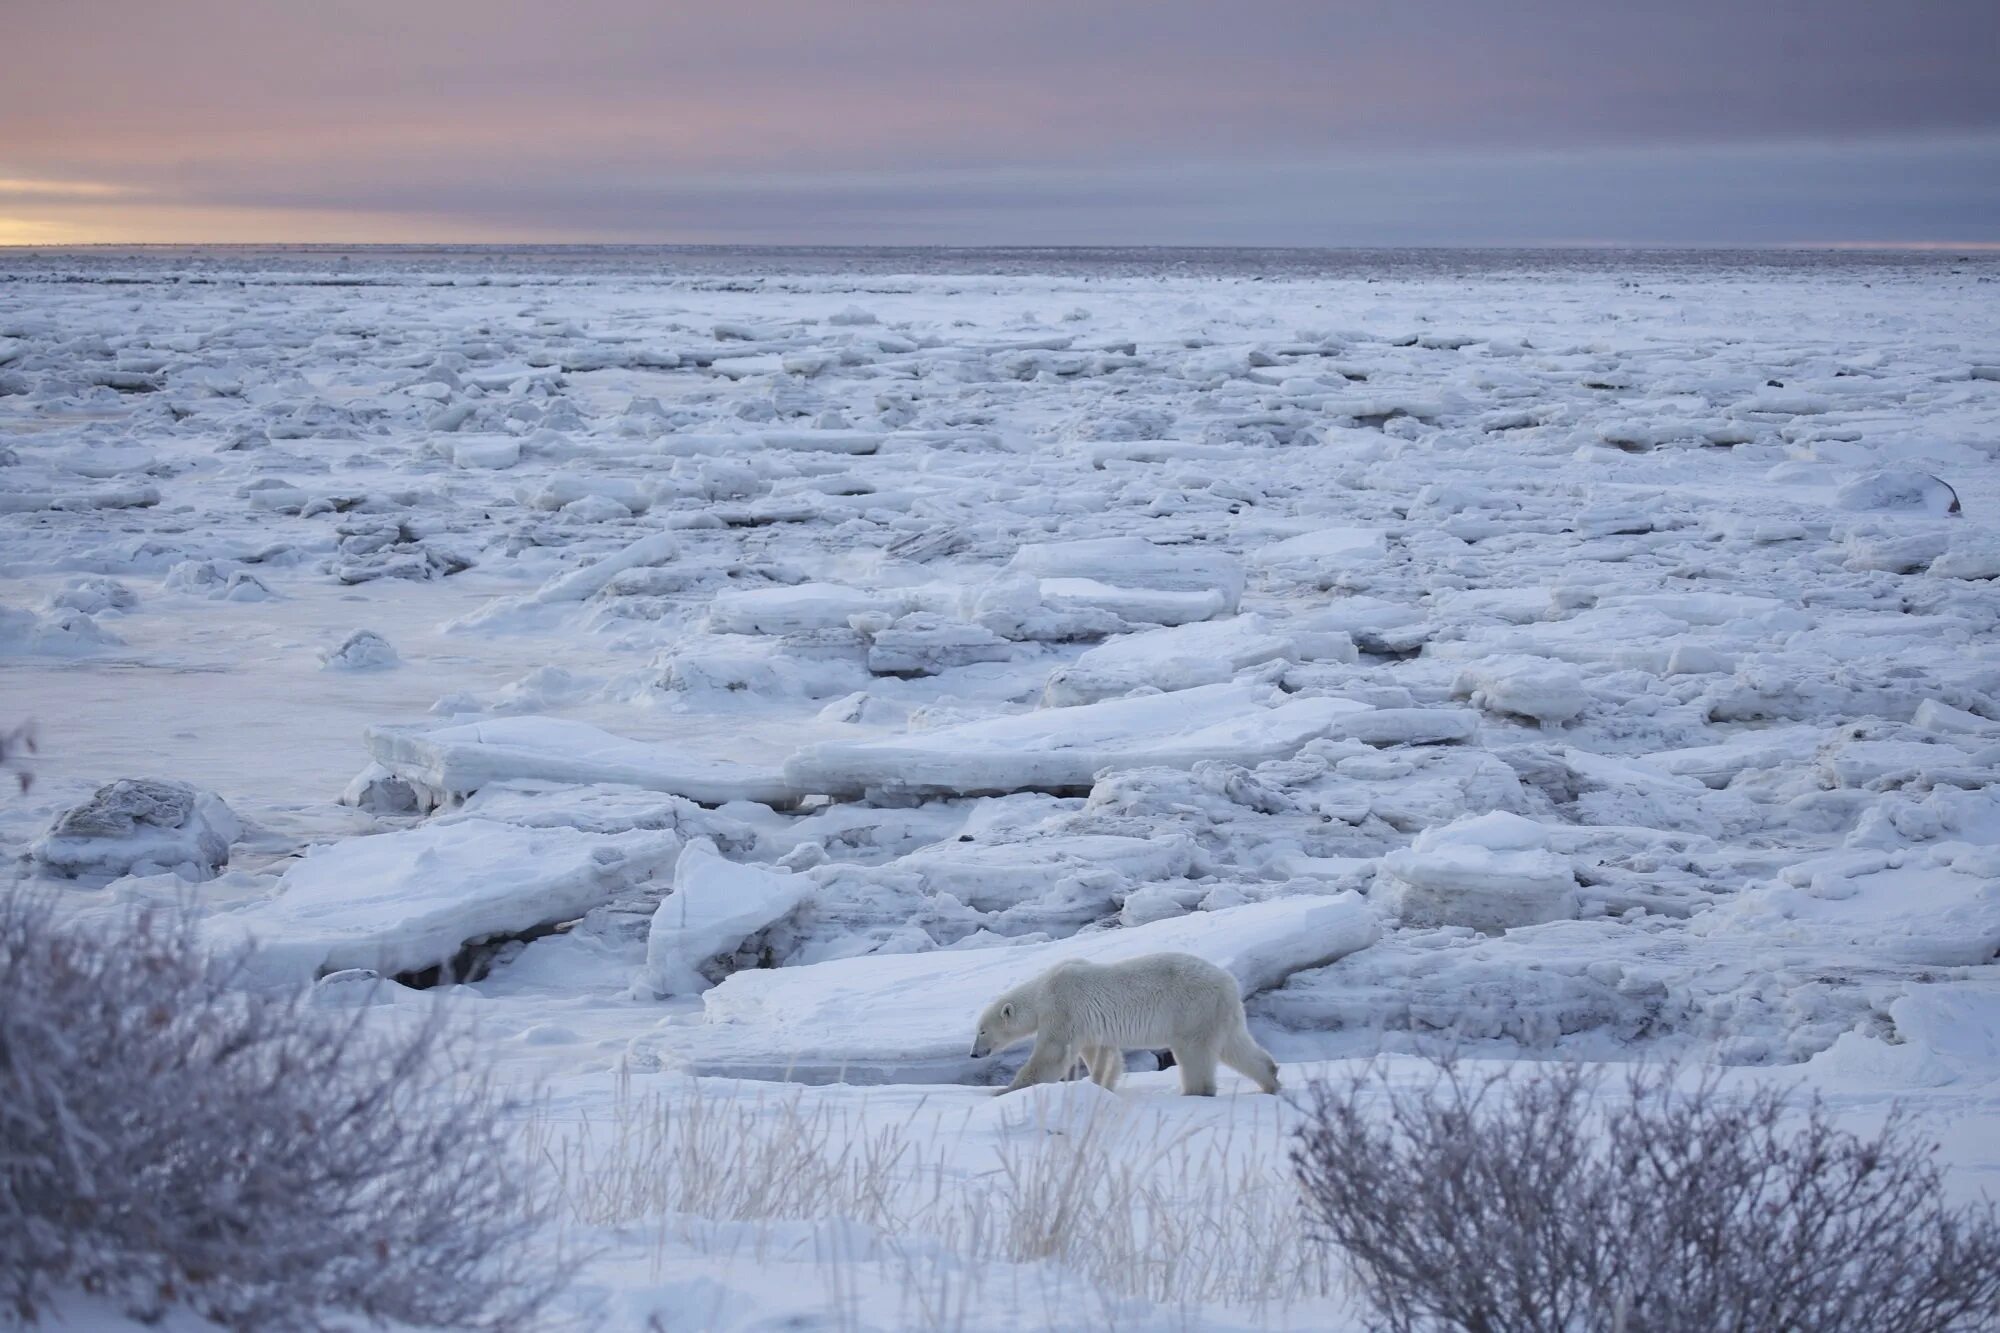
3;246;1997;1329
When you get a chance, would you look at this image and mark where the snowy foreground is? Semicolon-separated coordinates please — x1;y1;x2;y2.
3;247;1999;1329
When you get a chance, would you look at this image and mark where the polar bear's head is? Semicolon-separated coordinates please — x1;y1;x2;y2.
970;987;1037;1058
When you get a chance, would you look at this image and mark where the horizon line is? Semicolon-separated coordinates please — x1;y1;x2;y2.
4;239;1999;253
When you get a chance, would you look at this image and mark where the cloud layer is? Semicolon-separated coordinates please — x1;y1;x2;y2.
4;1;1997;244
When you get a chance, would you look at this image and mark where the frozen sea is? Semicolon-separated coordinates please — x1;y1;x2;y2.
3;245;1997;1329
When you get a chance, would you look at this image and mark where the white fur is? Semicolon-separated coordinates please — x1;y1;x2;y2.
969;952;1281;1096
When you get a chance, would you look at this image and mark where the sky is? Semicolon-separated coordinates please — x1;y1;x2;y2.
3;0;1997;247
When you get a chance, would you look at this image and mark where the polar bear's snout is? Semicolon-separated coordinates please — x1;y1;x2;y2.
970;998;1021;1061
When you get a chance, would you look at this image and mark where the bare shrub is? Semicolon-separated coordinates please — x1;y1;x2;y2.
1291;1059;2000;1333
0;892;564;1331
0;721;33;793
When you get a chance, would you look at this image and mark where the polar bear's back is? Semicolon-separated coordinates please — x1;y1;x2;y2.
1033;952;1242;1049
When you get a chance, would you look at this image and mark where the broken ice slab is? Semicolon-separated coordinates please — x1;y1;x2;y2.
1042;613;1299;706
783;681;1372;798
365;715;807;808
1005;535;1245;610
1033;577;1229;627
1697;844;2000;969
705;582;892;634
636;892;1380;1085
1250;526;1389;582
1641;724;1825;789
207;818;683;984
1376;811;1580;933
637;841;811;998
1451;653;1588;724
653;430;886;457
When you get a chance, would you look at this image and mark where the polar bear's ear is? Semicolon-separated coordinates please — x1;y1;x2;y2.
1001;1003;1013;1020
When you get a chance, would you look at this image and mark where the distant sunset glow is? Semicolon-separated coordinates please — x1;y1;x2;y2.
4;0;1996;246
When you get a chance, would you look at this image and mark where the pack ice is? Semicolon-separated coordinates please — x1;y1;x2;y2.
2;246;1996;1118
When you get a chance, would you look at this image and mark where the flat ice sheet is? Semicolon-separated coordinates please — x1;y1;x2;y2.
208;818;682;983
785;682;1371;796
366;716;806;807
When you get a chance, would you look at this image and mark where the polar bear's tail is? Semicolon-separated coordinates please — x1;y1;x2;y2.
1219;1023;1281;1094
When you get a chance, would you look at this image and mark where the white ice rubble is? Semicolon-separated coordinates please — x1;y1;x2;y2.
4;249;1997;1105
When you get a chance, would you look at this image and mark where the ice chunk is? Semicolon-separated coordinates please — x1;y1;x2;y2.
1325;708;1481;747
784;682;1372;798
656;430;885;457
1377;812;1579;932
892;831;1198;918
1833;469;1961;515
365;716;804;807
0;604;122;656
525;530;680;605
706;583;889;635
656;631;870;701
1699;849;1999;969
0;484;160;514
1809;985;2000;1089
636;842;811;997
339;761;422;814
1644;725;1824;788
1251;527;1389;581
1818;737;1974;789
210;819;682;983
320;629;399;671
965;574;1127;642
1035;577;1228;627
1006;536;1244;609
640;893;1379;1083
1913;699;2000;738
1451;654;1587;723
44;576;137;615
1665;641;1735;676
863;613;1012;676
449;435;522;469
1929;539;2000;580
31;778;239;882
1043;614;1297;706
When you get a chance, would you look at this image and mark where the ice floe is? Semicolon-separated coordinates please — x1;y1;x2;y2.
364;716;804;808
785;682;1371;798
209;818;682;983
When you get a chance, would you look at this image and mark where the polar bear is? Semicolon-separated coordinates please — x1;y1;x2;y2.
969;952;1281;1096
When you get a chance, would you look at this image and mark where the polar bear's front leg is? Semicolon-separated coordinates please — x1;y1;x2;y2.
1171;1040;1219;1097
1082;1046;1123;1091
1002;1037;1076;1093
